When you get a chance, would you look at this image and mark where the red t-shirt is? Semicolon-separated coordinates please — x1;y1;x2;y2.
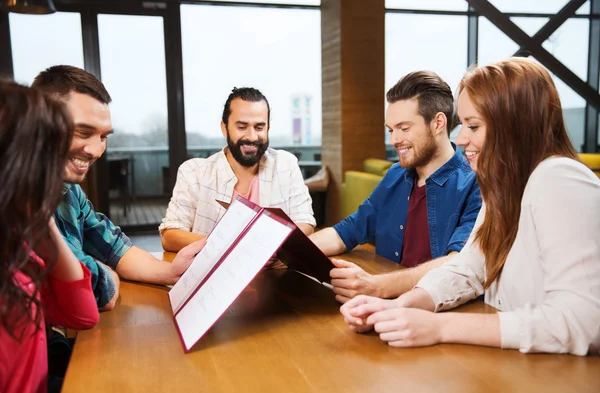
400;183;432;268
0;253;99;393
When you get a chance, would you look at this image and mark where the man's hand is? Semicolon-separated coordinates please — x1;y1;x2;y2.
329;258;377;303
169;238;207;281
368;307;442;348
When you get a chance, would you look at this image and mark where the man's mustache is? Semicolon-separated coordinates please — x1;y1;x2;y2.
238;140;264;147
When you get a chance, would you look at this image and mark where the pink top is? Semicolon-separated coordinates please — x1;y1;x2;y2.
0;252;99;393
232;174;260;205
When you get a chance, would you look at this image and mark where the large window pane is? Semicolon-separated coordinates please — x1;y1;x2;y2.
181;4;322;162
98;14;169;225
478;16;589;151
386;0;467;11
478;17;549;64
386;14;467;95
488;0;586;14
542;18;589;81
205;0;319;5
9;12;84;85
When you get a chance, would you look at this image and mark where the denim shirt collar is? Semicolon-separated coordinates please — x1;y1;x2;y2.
403;143;466;187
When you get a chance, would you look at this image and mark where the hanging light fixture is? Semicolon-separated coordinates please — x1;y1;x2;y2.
4;0;56;14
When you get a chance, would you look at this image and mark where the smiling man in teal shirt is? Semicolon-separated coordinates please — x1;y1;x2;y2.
32;65;205;310
310;71;481;303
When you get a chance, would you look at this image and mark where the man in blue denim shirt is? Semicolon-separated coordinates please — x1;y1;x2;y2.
33;66;205;310
310;71;481;303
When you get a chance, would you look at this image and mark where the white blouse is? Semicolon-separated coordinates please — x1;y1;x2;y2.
417;157;600;355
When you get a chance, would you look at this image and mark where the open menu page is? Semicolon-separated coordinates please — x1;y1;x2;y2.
174;212;294;351
169;199;259;313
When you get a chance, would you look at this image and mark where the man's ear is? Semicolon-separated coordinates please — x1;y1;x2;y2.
432;112;448;137
221;121;228;139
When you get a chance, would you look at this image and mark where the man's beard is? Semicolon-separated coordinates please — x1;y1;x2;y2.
399;128;438;169
227;130;269;167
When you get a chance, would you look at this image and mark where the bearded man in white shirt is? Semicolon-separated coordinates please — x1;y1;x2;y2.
160;87;316;252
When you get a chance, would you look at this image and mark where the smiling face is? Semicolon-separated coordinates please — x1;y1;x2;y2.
456;90;486;172
385;98;438;169
63;92;113;183
221;98;269;167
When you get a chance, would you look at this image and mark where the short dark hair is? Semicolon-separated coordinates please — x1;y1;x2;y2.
221;87;270;126
386;71;454;133
31;65;111;104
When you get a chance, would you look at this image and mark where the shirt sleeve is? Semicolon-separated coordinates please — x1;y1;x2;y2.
159;160;199;235
497;161;600;355
445;178;482;254
76;186;132;271
64;246;117;309
42;261;100;329
287;158;316;227
416;206;487;311
333;172;389;251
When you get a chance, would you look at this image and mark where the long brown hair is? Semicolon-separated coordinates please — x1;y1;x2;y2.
0;82;73;339
458;58;579;288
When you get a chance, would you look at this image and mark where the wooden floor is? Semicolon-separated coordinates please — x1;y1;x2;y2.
109;199;168;230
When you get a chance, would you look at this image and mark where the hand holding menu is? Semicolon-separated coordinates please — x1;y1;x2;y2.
169;196;334;352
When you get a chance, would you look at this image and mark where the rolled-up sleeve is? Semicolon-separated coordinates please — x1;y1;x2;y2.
416;207;487;311
333;174;389;251
78;192;132;270
445;180;482;254
159;160;199;235
287;162;316;227
497;163;600;355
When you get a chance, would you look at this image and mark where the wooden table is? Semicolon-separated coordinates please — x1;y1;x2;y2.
62;249;600;393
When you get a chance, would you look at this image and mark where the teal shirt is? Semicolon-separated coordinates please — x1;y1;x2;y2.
54;184;132;308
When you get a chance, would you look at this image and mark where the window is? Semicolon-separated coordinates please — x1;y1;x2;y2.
488;0;589;14
478;16;589;151
181;4;322;157
386;0;467;11
205;0;319;5
98;14;169;199
9;12;84;85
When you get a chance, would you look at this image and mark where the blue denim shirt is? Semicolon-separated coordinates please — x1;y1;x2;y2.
54;184;133;308
333;149;481;263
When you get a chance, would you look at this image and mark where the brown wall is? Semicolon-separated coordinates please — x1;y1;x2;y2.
321;0;386;224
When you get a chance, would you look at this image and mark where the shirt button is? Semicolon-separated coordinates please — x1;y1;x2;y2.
395;252;399;257
400;225;404;230
407;196;410;201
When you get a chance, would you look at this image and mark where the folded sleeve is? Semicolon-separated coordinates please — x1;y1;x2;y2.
416;207;487;311
497;161;600;355
42;262;100;329
287;159;316;227
65;248;116;309
73;186;132;270
159;160;199;234
445;179;482;254
332;172;391;251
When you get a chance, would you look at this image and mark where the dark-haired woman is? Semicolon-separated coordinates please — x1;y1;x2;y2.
0;83;99;392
